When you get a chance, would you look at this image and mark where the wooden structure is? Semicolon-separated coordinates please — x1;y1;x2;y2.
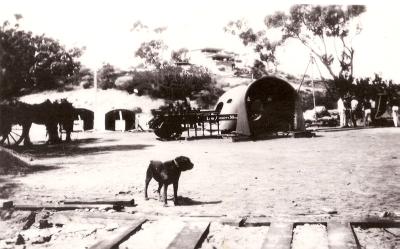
149;110;237;140
87;217;399;249
2;199;398;249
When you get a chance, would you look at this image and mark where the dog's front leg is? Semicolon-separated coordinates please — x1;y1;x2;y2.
157;182;163;201
144;178;151;200
144;167;152;200
163;184;168;207
173;181;179;205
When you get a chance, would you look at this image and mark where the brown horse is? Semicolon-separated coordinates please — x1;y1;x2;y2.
53;99;75;142
1;99;75;145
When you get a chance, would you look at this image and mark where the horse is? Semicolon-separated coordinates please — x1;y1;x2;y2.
53;99;75;142
16;99;75;145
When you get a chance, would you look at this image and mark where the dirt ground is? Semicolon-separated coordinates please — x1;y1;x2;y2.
1;127;400;248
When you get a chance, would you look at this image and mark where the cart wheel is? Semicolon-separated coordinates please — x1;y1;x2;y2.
153;121;182;140
0;124;25;146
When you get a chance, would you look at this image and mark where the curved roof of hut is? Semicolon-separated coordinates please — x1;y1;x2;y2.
250;75;296;91
217;85;248;107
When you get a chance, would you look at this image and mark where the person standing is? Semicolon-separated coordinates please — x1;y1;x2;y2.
337;97;346;127
363;98;372;127
350;96;359;127
392;97;399;127
343;95;352;128
369;98;376;124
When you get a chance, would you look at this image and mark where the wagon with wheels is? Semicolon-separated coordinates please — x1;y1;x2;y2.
0;101;27;146
0;124;25;146
149;109;237;140
0;99;76;146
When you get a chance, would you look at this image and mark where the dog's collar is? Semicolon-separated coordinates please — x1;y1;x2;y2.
173;159;179;168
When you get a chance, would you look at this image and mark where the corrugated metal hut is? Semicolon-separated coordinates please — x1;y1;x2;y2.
215;76;305;136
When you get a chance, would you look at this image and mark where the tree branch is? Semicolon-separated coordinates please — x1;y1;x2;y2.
340;36;352;55
295;34;337;80
338;36;355;78
349;47;354;78
320;34;328;57
333;37;341;63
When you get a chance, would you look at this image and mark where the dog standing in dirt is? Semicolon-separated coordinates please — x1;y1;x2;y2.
144;156;194;206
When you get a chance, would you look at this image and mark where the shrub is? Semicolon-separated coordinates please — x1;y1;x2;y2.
124;64;223;108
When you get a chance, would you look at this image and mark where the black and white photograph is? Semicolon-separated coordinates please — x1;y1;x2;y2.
0;0;399;248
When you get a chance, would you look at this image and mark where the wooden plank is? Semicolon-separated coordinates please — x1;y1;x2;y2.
327;222;358;249
167;222;210;249
186;135;222;140
219;218;247;227
63;199;135;206
22;211;36;230
88;219;147;249
1;204;110;211
2;200;14;208
50;211;140;223
242;217;271;227
351;220;400;228
261;222;293;249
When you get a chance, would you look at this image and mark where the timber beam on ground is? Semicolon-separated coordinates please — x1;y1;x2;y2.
1;204;110;211
86;217;400;249
63;199;135;206
3;204;399;249
166;222;210;249
1;199;136;211
88;218;147;249
261;222;293;249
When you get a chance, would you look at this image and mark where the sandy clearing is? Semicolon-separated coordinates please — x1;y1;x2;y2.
200;222;269;249
1;127;400;248
4;128;400;221
353;227;400;249
292;224;328;249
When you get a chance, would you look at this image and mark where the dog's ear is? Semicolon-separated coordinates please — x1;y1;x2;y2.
175;156;188;163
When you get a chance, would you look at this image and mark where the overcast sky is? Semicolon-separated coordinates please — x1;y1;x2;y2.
1;0;400;81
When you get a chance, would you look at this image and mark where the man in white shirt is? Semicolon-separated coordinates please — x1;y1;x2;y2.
350;97;359;127
337;98;346;127
392;98;399;127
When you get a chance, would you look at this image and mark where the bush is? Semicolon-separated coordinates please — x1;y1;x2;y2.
300;89;337;111
123;64;223;108
302;74;400;111
0;21;81;98
81;81;91;89
97;63;121;90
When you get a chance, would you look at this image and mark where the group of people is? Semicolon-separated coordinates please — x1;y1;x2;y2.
337;94;399;128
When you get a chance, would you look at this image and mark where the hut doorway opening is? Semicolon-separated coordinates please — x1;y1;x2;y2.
74;108;94;131
105;109;135;131
246;78;296;136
